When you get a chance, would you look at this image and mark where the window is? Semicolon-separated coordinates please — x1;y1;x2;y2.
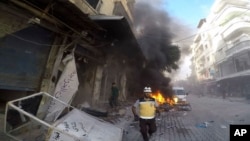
86;0;100;9
175;90;185;95
204;44;208;49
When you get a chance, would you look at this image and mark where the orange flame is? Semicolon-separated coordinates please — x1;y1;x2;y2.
150;92;175;105
150;92;165;104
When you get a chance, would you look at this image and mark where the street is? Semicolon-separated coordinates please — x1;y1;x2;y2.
123;94;250;141
1;94;250;141
1;0;250;141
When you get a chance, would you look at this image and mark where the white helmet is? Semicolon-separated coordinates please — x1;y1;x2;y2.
143;87;152;93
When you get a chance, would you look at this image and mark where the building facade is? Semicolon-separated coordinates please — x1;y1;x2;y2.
192;0;250;98
0;0;143;115
192;18;216;81
87;0;135;25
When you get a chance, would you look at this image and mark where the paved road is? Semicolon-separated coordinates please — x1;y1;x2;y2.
1;94;250;141
123;94;250;141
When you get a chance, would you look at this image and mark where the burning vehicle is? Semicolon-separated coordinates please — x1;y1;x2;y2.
172;87;192;111
150;87;192;111
149;91;175;112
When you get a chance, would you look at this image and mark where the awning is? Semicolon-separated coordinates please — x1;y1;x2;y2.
90;15;134;40
199;79;217;86
9;0;104;37
90;15;145;60
217;70;250;82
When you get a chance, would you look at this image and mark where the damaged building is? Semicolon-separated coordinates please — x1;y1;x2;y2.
0;0;145;116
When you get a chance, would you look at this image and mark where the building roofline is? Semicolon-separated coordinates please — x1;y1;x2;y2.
197;18;206;28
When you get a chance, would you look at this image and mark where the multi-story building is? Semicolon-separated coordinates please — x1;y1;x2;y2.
191;18;216;81
192;0;250;97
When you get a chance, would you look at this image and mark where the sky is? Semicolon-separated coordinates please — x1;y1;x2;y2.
164;0;215;80
135;0;215;81
165;0;214;27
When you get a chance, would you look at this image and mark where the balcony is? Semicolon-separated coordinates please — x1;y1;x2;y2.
226;40;250;57
215;5;247;25
217;69;250;81
194;34;201;43
196;51;205;62
197;65;204;73
212;0;226;14
215;48;226;64
213;1;249;15
220;19;250;40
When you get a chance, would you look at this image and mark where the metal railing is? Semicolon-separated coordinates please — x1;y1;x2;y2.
226;40;250;56
215;49;226;63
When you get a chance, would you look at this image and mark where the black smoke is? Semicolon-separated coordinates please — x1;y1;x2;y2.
132;1;181;96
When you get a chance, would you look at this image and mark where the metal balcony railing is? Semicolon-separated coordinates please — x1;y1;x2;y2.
196;51;205;62
226;40;250;56
220;17;250;39
215;49;226;63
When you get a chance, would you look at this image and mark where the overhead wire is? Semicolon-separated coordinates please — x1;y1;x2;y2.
2;22;248;49
0;1;106;48
139;8;250;44
1;1;250;49
20;0;101;40
172;8;250;44
185;8;250;70
4;16;248;49
1;5;78;38
1;27;110;49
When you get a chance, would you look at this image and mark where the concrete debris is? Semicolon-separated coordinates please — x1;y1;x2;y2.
124;115;132;121
220;125;227;129
196;122;208;128
195;120;215;128
78;102;90;109
239;119;245;122
129;125;135;128
166;125;175;129
118;109;126;116
169;109;175;112
47;109;123;141
156;118;161;121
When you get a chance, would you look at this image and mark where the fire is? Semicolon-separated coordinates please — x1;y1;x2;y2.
150;92;175;105
150;92;165;104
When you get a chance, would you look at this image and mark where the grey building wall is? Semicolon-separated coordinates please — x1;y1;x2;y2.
113;1;133;26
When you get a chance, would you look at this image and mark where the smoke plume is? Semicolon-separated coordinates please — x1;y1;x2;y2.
132;0;193;96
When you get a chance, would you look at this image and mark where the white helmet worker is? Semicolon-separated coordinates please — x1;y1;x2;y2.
143;87;152;93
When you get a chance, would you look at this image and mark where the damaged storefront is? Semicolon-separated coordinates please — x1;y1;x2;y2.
73;15;145;108
0;0;107;109
1;0;144;140
0;2;56;111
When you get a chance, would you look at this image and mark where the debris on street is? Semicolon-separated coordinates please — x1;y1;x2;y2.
4;93;123;141
220;125;227;129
